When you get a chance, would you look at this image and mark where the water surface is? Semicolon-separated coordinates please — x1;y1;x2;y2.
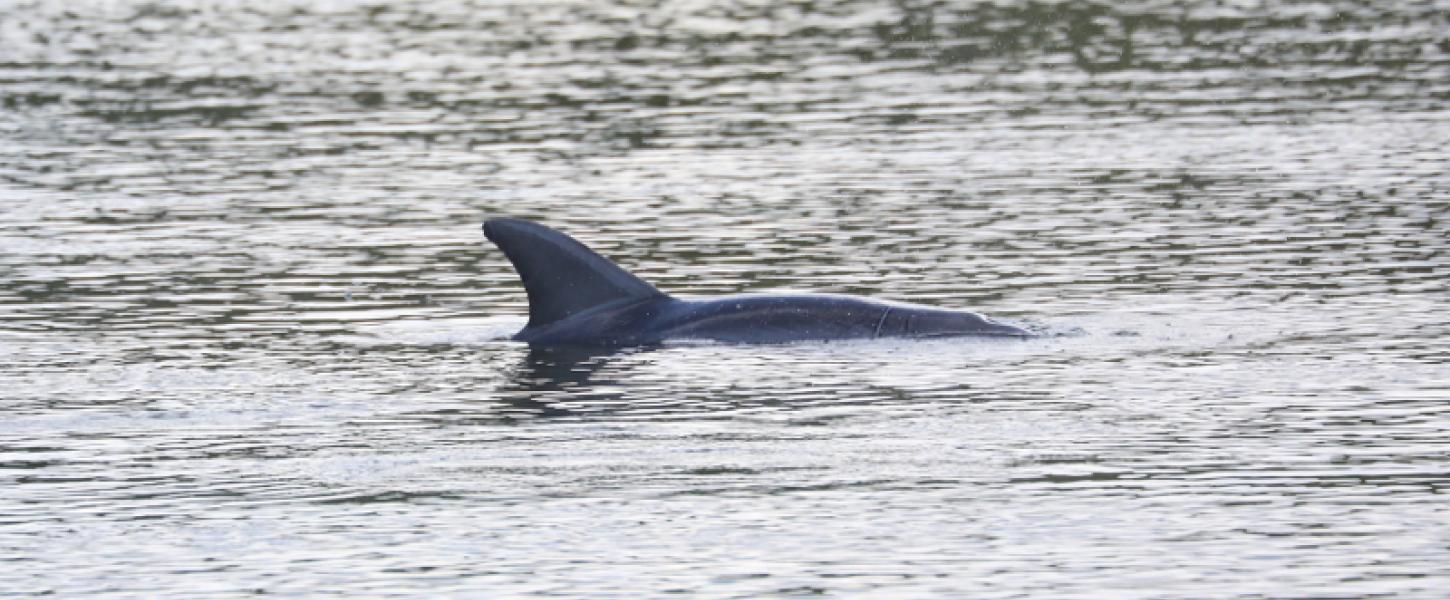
2;0;1448;597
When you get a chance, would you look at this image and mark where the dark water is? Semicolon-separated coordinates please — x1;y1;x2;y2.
2;0;1448;597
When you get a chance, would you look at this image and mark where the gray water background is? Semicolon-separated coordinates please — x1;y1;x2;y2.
2;0;1448;597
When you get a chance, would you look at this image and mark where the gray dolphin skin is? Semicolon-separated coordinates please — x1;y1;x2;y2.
483;218;1030;347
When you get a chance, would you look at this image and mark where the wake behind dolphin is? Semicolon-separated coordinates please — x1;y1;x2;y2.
483;218;1029;347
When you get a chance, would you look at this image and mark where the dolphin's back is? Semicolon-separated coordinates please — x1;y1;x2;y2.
652;294;1027;343
652;294;887;343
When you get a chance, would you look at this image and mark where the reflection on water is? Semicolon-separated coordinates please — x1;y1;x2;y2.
2;0;1448;597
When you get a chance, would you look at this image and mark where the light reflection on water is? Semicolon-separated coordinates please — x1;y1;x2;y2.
2;0;1448;597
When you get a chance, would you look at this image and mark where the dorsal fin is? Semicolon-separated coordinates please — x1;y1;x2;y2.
483;218;667;329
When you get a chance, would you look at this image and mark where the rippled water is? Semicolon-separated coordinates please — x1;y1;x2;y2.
2;0;1448;597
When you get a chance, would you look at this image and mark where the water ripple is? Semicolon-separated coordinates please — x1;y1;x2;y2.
2;0;1448;597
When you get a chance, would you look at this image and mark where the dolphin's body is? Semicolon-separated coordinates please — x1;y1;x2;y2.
483;218;1029;347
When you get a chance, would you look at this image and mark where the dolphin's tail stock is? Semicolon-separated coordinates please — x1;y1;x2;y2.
483;218;668;334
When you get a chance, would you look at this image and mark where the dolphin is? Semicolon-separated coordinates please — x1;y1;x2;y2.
483;218;1030;347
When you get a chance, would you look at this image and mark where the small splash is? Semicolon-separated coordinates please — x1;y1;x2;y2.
1014;319;1087;338
341;317;521;346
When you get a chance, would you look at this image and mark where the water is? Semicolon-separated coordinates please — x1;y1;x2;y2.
2;0;1448;597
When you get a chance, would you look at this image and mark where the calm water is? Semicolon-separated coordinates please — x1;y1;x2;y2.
2;0;1448;597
